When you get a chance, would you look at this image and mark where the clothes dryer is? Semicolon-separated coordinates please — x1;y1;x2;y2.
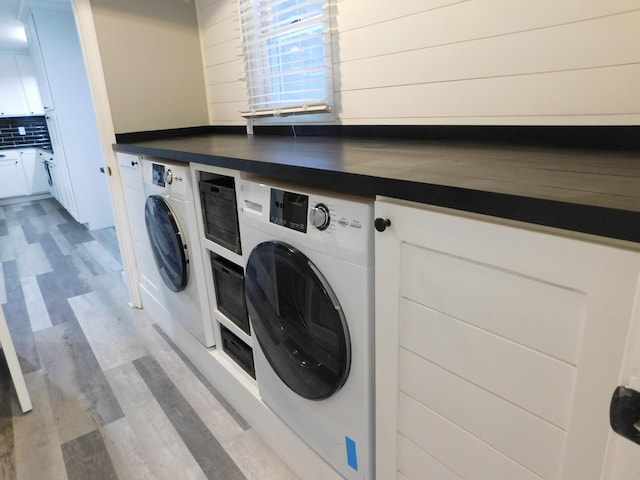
238;178;374;480
141;159;214;347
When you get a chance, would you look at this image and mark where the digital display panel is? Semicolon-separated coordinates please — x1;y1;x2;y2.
270;188;308;232
152;164;165;187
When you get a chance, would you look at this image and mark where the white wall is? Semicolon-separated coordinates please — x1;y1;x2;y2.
197;0;640;126
91;0;209;133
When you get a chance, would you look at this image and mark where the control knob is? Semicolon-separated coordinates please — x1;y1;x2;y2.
164;169;173;185
310;203;330;230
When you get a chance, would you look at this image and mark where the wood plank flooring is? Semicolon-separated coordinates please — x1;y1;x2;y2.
0;197;297;480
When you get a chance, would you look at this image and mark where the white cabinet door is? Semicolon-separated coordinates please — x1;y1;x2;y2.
0;152;29;198
37;150;54;195
116;153;145;249
24;14;54;112
50;156;77;221
20;149;49;194
46;156;64;206
0;56;30;116
374;197;640;480
44;114;78;220
15;55;44;115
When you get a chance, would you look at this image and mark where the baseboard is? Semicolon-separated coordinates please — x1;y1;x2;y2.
0;193;52;206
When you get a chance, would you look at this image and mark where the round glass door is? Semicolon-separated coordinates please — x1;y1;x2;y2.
144;195;189;292
245;241;350;400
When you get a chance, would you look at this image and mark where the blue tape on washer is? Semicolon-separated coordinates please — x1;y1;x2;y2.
346;436;358;471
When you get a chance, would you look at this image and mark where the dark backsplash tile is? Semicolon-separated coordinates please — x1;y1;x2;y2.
0;116;52;151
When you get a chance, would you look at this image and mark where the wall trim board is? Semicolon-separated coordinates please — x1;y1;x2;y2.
115;125;246;144
250;125;640;150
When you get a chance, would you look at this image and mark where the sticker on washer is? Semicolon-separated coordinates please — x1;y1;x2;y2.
345;436;358;471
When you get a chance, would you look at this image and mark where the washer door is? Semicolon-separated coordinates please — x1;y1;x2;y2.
245;241;350;400
144;195;189;292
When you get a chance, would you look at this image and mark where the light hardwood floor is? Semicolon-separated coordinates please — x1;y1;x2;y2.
0;197;297;480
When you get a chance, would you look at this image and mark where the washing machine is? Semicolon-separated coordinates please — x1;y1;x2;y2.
238;178;374;480
141;158;214;347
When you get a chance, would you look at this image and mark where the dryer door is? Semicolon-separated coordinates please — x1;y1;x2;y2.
144;195;189;292
245;241;351;400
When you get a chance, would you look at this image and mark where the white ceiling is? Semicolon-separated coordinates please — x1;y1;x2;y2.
0;0;29;53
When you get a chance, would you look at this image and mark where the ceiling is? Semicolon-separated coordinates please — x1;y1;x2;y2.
0;0;29;53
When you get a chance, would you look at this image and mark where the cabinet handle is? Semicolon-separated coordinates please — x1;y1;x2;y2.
611;386;640;445
374;217;391;232
131;160;138;166
0;154;5;158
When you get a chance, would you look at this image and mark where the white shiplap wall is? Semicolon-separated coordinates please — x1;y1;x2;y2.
196;0;640;126
196;0;246;125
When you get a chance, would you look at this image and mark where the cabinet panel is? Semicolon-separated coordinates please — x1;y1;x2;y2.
15;56;44;115
0;56;30;116
0;152;29;198
37;150;54;195
401;297;576;428
375;197;640;480
43;114;77;219
402;242;585;365
116;152;146;266
20;149;48;194
24;15;54;111
398;393;540;480
399;347;565;479
396;433;462;480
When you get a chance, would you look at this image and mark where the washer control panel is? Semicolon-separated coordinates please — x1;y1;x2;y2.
270;188;309;232
269;186;365;235
239;179;373;262
142;159;189;199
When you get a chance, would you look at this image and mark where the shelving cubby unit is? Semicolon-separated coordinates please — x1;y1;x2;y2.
190;164;257;390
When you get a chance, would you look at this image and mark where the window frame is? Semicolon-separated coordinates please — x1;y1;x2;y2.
237;0;335;122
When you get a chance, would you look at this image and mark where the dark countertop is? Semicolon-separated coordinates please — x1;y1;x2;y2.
114;134;640;245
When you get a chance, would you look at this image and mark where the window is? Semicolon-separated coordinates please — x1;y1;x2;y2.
237;0;333;118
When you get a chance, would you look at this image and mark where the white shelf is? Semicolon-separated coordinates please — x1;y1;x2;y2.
203;238;244;267
214;309;252;345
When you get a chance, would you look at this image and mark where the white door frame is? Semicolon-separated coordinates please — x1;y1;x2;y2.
69;0;142;308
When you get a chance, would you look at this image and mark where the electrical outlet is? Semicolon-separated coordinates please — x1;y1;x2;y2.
18;126;26;135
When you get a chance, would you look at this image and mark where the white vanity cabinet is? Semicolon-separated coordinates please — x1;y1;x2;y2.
374;197;640;480
0;149;49;199
0;151;29;198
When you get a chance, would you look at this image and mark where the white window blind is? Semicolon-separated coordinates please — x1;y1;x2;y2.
237;0;333;118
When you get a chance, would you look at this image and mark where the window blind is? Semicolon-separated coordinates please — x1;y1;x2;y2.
237;0;333;118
